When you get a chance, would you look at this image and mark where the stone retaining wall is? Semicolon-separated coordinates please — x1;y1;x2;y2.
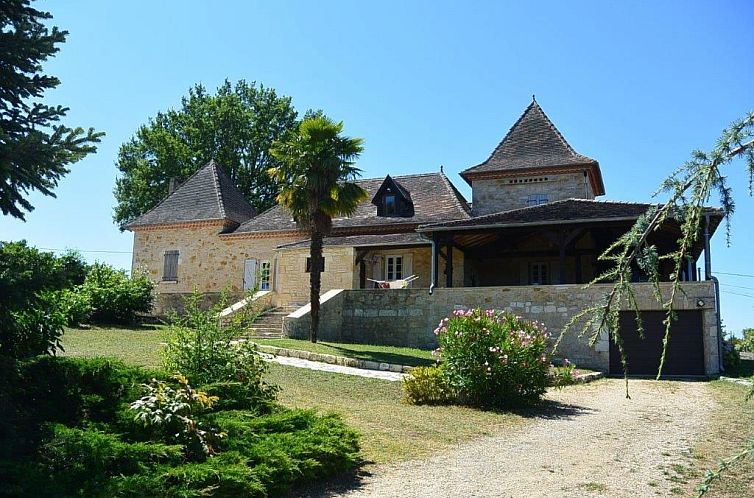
283;282;720;374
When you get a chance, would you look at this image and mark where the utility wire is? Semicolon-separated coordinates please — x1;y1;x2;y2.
39;248;132;254
720;290;754;299
715;271;754;279
721;283;754;292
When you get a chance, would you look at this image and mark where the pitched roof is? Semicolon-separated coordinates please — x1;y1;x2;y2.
125;161;256;229
460;100;603;193
418;199;660;231
231;172;470;234
276;232;429;250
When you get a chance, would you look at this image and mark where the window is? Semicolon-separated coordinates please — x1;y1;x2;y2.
527;193;548;206
259;260;271;290
529;262;549;285
305;256;325;273
385;255;403;280
384;194;397;215
163;250;179;281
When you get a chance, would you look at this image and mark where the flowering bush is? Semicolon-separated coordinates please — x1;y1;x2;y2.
435;308;551;408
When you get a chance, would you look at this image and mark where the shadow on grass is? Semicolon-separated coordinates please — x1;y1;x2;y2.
325;344;435;368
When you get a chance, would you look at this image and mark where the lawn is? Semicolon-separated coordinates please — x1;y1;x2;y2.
61;326;523;464
62;325;165;368
686;381;754;497
252;337;435;367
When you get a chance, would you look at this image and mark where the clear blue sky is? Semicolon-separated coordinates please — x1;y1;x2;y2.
2;1;753;333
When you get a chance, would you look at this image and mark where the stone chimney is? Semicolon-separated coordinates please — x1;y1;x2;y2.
168;177;179;195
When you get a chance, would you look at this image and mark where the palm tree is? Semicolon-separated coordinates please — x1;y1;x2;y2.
269;116;367;343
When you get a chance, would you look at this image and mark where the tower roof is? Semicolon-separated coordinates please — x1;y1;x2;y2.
460;99;604;195
124;160;256;229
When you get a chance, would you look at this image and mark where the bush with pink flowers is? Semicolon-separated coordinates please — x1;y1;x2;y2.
433;308;551;408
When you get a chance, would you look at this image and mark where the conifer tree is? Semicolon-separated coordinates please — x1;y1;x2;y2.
0;0;103;220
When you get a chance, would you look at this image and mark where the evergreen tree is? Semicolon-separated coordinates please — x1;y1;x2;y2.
0;0;103;220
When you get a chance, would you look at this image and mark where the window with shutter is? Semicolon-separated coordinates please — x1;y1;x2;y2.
163;251;179;281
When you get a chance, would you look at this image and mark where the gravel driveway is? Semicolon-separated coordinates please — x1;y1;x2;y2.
311;379;717;498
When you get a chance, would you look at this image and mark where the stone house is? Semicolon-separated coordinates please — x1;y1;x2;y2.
126;99;723;376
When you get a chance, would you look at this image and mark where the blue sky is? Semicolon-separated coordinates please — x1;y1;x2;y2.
2;1;753;333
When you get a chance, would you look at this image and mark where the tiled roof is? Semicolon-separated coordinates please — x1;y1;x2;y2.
276;232;429;250
125;161;256;229
232;172;470;234
461;100;600;181
418;199;661;231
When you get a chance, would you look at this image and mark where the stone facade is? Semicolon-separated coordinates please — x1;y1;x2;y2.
471;172;596;215
284;282;720;375
132;225;299;314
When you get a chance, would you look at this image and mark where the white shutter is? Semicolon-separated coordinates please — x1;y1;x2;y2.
244;259;257;291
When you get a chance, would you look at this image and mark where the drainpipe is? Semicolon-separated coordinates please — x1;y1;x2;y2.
712;276;724;373
704;214;712;280
429;238;437;295
704;213;723;373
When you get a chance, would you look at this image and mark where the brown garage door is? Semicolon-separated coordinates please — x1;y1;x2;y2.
609;311;705;376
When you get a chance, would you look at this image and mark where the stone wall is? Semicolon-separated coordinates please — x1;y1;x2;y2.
132;225;299;313
283;282;720;375
471;172;596;215
277;247;356;305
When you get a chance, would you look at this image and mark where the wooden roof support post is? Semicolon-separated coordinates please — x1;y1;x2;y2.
446;236;454;288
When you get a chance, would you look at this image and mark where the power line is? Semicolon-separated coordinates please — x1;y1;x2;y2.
715;271;754;279
721;283;754;292
39;247;132;255
720;290;754;299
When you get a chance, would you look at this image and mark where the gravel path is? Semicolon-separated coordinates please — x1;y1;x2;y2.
320;380;717;498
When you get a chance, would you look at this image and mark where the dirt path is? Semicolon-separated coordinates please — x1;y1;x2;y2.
320;380;718;497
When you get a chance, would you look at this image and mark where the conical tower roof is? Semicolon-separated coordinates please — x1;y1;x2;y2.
461;99;604;195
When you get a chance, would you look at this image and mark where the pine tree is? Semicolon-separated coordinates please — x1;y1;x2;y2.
0;0;103;220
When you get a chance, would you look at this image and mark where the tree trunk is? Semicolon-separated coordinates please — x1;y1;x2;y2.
309;232;323;343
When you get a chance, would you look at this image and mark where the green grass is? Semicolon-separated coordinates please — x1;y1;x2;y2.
252;338;436;367
684;381;754;497
264;362;523;464
61;326;523;465
62;325;165;368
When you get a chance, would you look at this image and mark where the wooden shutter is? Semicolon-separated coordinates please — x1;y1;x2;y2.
163;251;179;281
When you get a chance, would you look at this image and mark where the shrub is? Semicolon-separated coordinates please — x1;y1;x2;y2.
402;365;456;405
550;359;576;388
435;308;551;408
736;328;754;353
81;263;154;324
0;355;360;498
161;292;278;408
57;288;93;326
0;241;83;358
130;374;224;457
38;424;183;496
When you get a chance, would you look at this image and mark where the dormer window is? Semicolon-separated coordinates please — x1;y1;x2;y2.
384;194;397;215
372;175;414;218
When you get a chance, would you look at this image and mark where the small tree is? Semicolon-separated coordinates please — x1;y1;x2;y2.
0;0;103;220
269;116;368;342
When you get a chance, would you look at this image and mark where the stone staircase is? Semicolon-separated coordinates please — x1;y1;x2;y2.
247;306;298;339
